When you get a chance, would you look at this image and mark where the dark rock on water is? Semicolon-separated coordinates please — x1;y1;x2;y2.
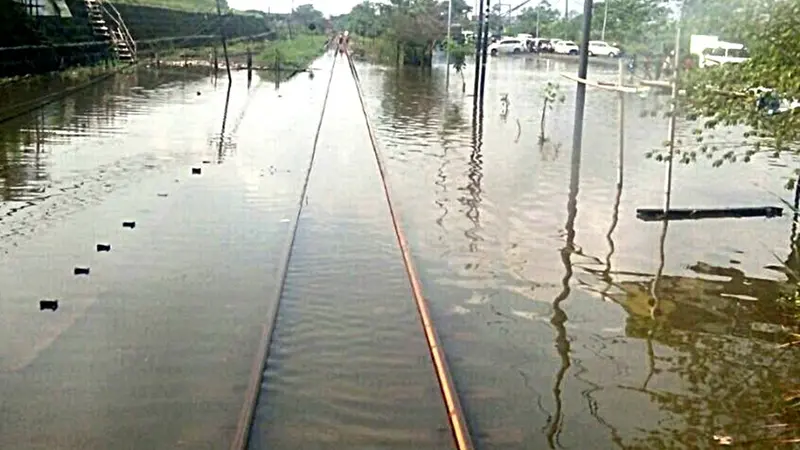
96;244;111;252
39;300;58;311
73;267;90;275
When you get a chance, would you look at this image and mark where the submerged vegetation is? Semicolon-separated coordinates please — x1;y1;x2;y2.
0;60;122;89
342;0;472;67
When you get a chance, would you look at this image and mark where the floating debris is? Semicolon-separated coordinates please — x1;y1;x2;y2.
713;435;733;446
73;267;90;276
122;221;136;229
96;244;111;252
191;167;202;175
39;300;58;311
157;193;168;197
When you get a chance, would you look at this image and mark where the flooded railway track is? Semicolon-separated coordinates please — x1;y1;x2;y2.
230;52;473;450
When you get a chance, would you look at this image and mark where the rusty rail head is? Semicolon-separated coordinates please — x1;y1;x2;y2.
343;51;475;450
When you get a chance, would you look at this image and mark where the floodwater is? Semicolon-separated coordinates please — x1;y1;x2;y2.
0;52;797;449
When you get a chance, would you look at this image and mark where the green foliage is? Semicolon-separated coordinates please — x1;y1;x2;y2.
341;0;456;66
542;81;566;106
445;38;470;73
505;0;673;53
254;34;327;69
540;82;565;142
291;4;325;32
645;0;800;182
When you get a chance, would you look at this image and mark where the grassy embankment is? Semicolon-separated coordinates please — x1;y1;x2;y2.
0;59;124;88
110;0;221;13
162;34;327;71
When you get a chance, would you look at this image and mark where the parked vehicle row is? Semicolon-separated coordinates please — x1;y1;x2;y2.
487;35;622;58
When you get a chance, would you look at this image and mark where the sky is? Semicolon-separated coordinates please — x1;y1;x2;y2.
227;0;573;17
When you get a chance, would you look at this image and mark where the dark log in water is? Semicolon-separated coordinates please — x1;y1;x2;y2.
636;206;783;221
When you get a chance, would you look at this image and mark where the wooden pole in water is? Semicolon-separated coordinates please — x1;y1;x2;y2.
664;2;683;211
213;45;218;72
247;49;253;85
618;57;624;186
215;0;232;84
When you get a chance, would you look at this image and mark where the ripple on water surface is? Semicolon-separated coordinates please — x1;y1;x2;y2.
250;59;452;450
0;68;328;449
355;57;800;448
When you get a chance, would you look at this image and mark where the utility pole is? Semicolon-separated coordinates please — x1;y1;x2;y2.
601;0;608;41
571;0;594;160
473;0;485;99
479;0;490;100
664;1;684;212
215;0;231;84
446;0;453;89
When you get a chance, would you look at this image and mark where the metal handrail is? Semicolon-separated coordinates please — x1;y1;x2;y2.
97;0;137;59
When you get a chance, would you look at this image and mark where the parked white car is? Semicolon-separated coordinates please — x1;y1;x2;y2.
553;40;579;55
587;40;620;57
489;38;526;56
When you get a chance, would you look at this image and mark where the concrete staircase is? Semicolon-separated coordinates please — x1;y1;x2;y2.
84;0;135;62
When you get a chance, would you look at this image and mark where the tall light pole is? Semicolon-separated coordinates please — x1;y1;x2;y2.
601;0;608;40
445;0;453;88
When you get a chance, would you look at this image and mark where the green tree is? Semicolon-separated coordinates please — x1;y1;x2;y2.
669;0;800;174
347;1;385;38
587;0;672;51
292;4;325;32
509;2;562;37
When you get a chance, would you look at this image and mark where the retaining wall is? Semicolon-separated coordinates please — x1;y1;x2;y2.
0;0;270;77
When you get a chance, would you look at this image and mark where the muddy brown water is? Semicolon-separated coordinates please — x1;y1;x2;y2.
0;54;798;449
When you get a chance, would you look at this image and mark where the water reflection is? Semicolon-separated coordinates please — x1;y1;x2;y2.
0;68;213;202
600;94;626;299
358;56;800;448
546;157;578;448
462;100;484;253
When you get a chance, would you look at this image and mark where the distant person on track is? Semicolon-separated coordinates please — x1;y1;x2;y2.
339;31;350;55
335;33;344;53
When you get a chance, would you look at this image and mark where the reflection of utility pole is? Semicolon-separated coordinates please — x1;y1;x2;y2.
601;0;608;40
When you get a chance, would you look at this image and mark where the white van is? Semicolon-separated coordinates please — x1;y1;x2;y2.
701;44;750;68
